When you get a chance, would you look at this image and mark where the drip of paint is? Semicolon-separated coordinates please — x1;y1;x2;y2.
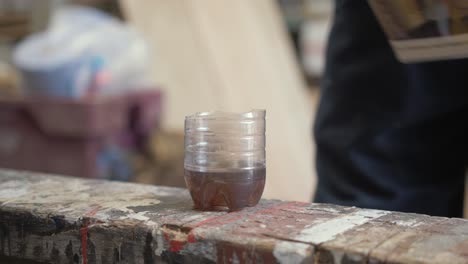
81;223;88;264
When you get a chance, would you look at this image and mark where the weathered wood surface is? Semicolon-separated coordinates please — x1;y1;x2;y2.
0;169;467;264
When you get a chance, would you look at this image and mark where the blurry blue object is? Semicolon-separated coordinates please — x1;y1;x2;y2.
97;144;133;181
17;53;91;97
90;56;106;72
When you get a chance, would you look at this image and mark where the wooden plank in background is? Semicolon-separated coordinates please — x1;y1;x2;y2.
120;0;315;202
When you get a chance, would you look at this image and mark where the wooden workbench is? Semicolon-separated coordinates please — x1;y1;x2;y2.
0;169;467;263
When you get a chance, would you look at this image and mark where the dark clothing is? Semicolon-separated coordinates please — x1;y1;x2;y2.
314;0;468;217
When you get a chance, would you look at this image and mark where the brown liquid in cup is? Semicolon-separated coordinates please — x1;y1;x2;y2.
184;167;266;211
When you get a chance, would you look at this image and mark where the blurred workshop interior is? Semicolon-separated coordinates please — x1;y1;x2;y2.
0;0;333;202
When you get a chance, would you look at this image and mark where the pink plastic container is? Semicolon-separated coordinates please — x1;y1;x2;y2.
0;90;162;179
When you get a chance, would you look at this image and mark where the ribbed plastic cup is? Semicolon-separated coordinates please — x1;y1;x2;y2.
184;110;266;211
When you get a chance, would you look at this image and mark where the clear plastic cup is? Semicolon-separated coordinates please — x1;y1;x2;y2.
184;110;266;211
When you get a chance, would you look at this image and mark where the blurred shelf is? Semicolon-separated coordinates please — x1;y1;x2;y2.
0;13;29;41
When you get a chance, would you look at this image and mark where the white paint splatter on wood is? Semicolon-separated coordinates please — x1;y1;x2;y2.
296;209;389;244
273;241;311;264
154;229;165;256
0;181;28;199
272;209;388;263
123;211;150;221
331;250;344;264
391;219;423;227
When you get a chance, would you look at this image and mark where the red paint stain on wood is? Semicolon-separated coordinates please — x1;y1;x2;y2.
161;202;304;254
169;240;185;252
81;207;100;264
162;232;196;253
187;232;196;243
80;226;88;264
162;231;185;252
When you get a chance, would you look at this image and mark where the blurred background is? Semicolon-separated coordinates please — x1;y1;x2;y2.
0;0;333;202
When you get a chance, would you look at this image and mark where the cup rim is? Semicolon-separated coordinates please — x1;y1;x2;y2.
185;109;266;120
